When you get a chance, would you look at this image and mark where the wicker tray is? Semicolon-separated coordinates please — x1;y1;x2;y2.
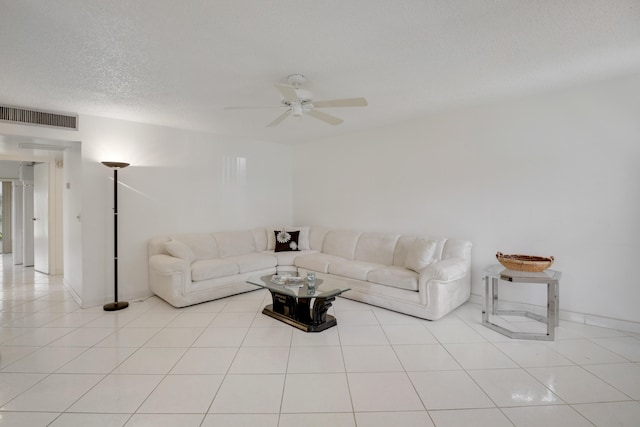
496;252;554;272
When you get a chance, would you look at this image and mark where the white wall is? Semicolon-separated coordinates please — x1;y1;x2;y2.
2;73;638;324
293;72;640;324
0;161;21;179
77;116;294;307
63;145;83;302
1;116;294;308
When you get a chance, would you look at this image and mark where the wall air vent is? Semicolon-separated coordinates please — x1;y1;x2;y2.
18;142;70;151
0;104;78;130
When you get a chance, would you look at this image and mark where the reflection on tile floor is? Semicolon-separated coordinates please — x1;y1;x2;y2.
1;257;640;426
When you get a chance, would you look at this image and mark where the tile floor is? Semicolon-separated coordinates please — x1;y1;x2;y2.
1;256;640;426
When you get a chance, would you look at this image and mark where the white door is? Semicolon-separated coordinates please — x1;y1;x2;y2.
33;162;49;274
22;183;34;267
12;182;24;265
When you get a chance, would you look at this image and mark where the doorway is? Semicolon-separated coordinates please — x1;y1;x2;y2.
0;182;10;253
33;162;49;273
0;156;63;276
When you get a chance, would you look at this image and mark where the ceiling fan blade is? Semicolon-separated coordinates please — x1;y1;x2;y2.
312;97;368;108
267;110;291;127
274;84;299;103
307;109;344;126
224;106;282;110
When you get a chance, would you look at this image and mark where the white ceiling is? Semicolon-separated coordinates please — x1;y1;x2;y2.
1;0;640;144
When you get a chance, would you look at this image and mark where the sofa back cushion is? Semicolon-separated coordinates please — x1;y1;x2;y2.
251;228;268;252
404;237;438;272
170;233;219;260
355;232;399;266
148;236;170;256
393;235;417;266
309;226;329;251
442;239;472;263
393;235;447;266
214;230;257;258
165;240;196;262
322;230;362;260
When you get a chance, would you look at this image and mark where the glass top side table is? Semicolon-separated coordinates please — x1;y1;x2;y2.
482;264;561;341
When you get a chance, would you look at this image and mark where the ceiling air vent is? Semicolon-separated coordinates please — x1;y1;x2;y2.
0;104;78;130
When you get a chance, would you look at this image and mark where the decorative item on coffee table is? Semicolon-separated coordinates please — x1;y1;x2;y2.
496;252;554;272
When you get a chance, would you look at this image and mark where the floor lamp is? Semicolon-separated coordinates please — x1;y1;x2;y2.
102;161;130;311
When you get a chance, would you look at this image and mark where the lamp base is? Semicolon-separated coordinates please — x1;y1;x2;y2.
103;301;129;311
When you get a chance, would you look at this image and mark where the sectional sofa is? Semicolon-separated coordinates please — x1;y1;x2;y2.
148;226;472;320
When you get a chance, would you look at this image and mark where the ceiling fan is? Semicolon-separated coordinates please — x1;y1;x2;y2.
225;74;368;127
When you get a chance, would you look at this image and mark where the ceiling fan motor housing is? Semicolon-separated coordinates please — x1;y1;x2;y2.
287;74;306;87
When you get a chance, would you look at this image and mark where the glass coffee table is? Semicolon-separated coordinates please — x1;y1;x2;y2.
248;274;350;332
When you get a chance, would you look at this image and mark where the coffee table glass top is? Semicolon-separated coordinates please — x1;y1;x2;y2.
248;274;350;299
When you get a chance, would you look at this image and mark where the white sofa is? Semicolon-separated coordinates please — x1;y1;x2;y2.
148;226;472;320
147;228;316;308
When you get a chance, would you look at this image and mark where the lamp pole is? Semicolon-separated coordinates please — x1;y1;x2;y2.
102;161;130;311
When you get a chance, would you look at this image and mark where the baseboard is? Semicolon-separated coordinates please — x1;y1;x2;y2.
468;293;640;334
63;278;83;308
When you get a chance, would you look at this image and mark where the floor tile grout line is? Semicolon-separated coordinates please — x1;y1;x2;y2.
335;321;358;420
202;313;251;417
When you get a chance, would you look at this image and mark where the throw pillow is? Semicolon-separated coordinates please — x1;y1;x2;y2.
288;226;311;250
274;230;301;252
266;227;280;251
165;239;195;262
267;226;311;250
404;237;437;272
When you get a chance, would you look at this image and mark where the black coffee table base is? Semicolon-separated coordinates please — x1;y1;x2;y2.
262;290;339;332
262;304;337;332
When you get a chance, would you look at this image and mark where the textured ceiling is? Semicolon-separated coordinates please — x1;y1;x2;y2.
1;0;640;144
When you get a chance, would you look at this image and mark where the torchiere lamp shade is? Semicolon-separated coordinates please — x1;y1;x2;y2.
102;161;130;169
102;161;130;311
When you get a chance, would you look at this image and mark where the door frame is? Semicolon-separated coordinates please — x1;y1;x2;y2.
33;162;49;274
0;155;63;275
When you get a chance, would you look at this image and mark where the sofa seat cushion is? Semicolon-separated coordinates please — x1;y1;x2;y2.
191;259;239;282
328;260;382;281
263;250;317;267
367;266;419;291
226;253;277;273
294;253;345;273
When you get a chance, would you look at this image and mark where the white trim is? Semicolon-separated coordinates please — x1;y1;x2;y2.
63;277;82;307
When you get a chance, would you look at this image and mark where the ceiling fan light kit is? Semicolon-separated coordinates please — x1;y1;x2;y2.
226;74;368;127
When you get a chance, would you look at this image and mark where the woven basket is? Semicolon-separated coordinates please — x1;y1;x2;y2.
496;252;554;272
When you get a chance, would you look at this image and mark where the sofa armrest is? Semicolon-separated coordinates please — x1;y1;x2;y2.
149;254;192;281
419;257;469;283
